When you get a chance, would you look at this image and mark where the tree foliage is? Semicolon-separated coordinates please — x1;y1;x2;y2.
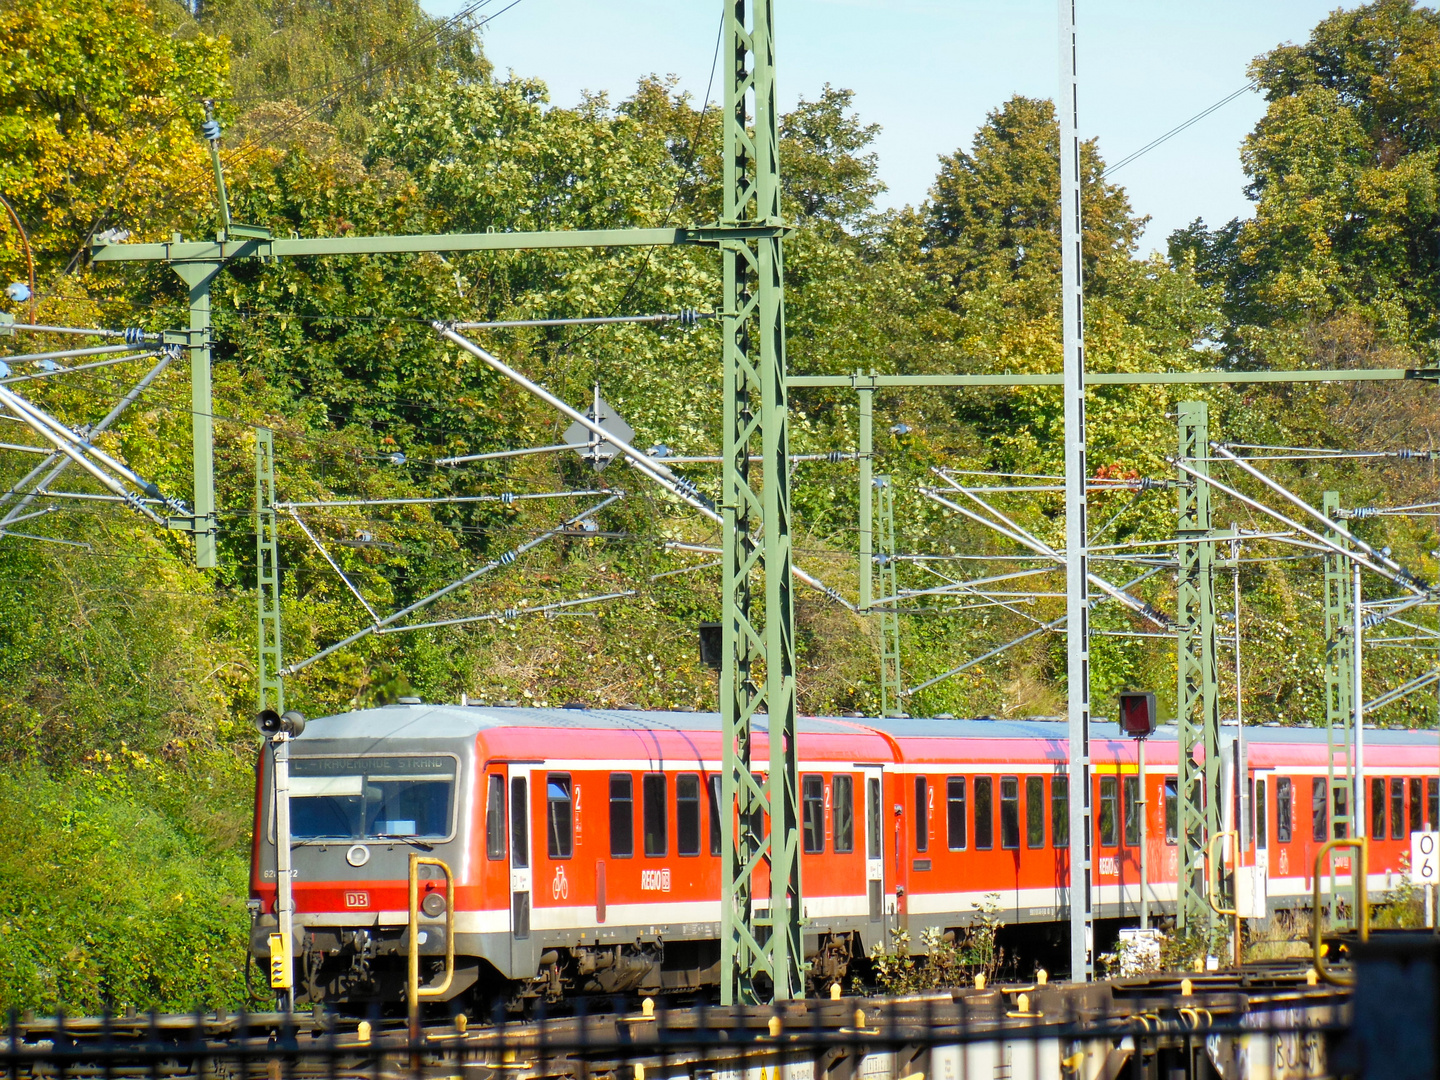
0;0;226;277
1170;0;1440;353
2;0;1440;1013
923;96;1143;316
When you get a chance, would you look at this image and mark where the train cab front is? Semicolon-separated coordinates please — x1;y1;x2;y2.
249;706;486;1008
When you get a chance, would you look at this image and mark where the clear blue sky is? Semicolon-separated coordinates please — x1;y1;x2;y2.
420;0;1353;251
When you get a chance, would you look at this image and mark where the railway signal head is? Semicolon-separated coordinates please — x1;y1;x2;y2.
698;622;723;671
1118;692;1157;739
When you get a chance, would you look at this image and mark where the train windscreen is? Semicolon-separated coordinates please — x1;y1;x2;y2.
287;755;456;840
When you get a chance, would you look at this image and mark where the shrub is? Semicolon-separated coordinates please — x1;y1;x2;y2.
864;893;1005;994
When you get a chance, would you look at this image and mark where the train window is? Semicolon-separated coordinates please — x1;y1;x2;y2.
486;774;506;860
1099;777;1118;847
1333;784;1348;839
546;774;573;859
1311;778;1328;842
643;774;668;857
1025;776;1044;848
1276;778;1293;843
801;774;825;855
1164;777;1177;845
947;777;967;850
291;756;456;841
999;777;1020;850
1412;778;1424;835
511;777;529;869
1431;778;1439;831
1247;779;1254;843
610;774;634;858
914;777;929;853
709;775;723;856
1123;776;1140;847
1388;778;1401;834
974;777;994;850
677;774;702;857
867;777;882;859
1371;778;1386;840
833;775;855;854
1256;779;1268;849
1052;776;1068;848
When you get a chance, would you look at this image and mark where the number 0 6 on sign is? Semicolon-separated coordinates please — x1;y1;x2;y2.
1411;832;1440;885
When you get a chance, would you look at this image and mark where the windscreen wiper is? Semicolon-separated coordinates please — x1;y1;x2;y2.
372;834;434;851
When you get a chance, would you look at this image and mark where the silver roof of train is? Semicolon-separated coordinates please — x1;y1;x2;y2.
294;705;1440;746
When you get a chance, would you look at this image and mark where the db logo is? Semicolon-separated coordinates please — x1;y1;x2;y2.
552;866;569;900
344;891;370;908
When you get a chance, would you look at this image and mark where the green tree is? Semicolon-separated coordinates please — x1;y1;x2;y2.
780;84;884;233
189;0;489;149
0;0;227;280
1169;0;1440;353
922;95;1142;317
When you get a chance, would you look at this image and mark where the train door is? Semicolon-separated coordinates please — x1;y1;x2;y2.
1222;741;1267;920
862;766;887;939
508;769;535;977
1248;770;1271;919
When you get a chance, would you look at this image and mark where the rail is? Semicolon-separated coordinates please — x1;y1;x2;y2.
1205;830;1242;967
0;980;1349;1080
1311;837;1369;987
407;853;455;1040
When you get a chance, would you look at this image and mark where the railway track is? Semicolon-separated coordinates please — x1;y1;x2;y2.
2;965;1348;1080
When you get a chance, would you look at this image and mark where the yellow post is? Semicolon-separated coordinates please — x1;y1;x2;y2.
408;853;455;1044
1206;830;1242;966
1312;838;1369;987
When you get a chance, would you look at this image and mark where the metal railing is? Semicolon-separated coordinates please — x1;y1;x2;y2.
1312;837;1370;988
1206;830;1242;967
1;978;1349;1080
407;854;455;1040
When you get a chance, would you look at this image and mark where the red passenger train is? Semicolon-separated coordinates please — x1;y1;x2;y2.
248;703;1439;1005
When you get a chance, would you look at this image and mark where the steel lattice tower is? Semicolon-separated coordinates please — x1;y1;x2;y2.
718;0;803;1004
1175;401;1219;933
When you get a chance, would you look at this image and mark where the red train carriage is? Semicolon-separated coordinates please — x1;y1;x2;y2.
248;704;1440;1005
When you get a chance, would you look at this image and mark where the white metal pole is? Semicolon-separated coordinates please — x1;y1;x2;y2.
1058;0;1093;981
1138;735;1148;930
1235;532;1247;855
274;732;296;1012
858;382;873;612
1211;445;1422;590
435;324;717;520
1354;562;1366;842
0;350;174;522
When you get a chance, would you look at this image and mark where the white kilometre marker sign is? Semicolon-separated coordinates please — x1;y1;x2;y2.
1411;831;1440;885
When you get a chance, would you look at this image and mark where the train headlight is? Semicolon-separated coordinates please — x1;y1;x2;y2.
422;891;447;917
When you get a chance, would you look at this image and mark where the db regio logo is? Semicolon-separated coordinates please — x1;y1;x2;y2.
641;868;672;892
